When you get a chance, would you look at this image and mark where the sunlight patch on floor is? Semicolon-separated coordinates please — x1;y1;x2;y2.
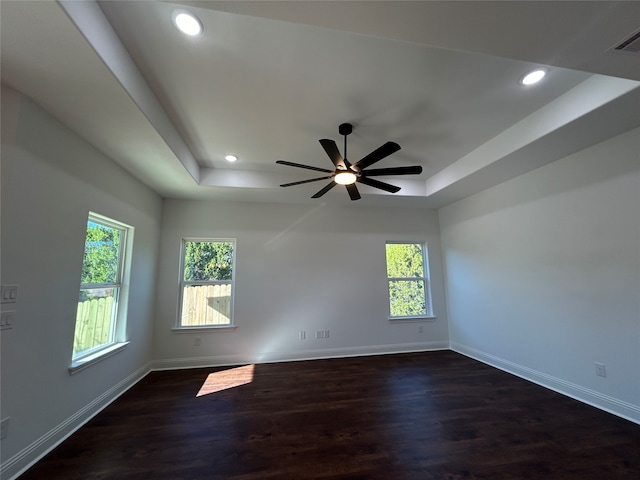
196;364;255;397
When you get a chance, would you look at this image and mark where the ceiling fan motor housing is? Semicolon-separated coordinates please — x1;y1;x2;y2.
338;123;353;136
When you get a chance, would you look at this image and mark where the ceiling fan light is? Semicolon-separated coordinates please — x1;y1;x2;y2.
334;172;357;185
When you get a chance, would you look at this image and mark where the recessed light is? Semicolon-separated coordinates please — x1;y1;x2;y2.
225;155;238;163
172;11;203;36
520;68;547;86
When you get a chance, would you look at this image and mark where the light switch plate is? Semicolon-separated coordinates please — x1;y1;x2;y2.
0;311;15;330
1;285;18;304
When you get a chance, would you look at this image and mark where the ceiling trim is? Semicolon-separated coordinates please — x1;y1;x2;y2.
427;75;640;195
425;76;640;207
58;0;201;183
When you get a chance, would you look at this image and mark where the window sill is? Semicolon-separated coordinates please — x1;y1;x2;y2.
69;342;129;375
172;326;238;333
388;316;437;323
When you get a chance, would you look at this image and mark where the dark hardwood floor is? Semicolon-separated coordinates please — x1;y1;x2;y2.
20;351;640;479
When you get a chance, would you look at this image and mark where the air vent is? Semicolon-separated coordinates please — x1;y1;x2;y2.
614;30;640;53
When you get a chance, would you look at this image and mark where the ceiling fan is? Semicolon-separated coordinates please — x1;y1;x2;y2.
276;123;423;200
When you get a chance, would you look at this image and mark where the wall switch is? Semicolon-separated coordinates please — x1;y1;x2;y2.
1;418;9;439
299;331;306;340
0;311;15;330
1;285;18;304
594;362;607;377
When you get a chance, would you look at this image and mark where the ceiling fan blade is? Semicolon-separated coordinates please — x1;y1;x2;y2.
276;160;333;173
311;181;337;198
358;176;401;193
352;142;401;171
362;165;423;176
346;184;361;201
280;176;334;187
319;139;347;170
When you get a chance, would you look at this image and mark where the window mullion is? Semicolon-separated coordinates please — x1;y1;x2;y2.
81;282;120;289
387;277;426;282
182;280;232;286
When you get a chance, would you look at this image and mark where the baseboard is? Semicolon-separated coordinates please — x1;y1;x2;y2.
451;342;640;425
152;341;449;371
1;363;152;480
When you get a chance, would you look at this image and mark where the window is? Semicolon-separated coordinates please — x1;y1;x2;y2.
179;239;236;328
385;242;433;319
73;213;131;361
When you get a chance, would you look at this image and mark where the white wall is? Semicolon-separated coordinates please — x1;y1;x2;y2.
154;199;449;368
0;86;163;479
439;127;640;423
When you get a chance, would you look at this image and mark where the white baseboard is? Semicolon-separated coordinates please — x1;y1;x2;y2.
152;341;449;371
451;342;640;425
1;363;152;480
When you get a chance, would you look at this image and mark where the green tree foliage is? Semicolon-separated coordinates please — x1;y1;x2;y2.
389;280;426;317
82;222;121;284
184;241;234;281
385;243;423;278
386;243;426;317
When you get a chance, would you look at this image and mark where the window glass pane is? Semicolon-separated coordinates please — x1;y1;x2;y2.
385;243;423;278
82;221;122;284
181;284;232;326
388;280;426;317
74;287;118;356
183;241;234;281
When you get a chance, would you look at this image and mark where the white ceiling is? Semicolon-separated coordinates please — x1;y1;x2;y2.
2;1;639;208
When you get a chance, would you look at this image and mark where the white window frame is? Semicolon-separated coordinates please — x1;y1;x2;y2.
176;238;237;331
385;241;434;321
70;212;132;373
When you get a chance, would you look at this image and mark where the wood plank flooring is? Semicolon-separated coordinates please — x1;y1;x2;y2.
19;351;640;479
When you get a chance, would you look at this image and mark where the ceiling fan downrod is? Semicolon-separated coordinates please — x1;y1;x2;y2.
338;123;352;169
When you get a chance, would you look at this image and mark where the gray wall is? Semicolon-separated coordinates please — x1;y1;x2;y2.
0;86;163;479
439;127;640;422
153;199;449;368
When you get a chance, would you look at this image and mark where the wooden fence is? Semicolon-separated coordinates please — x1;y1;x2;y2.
74;296;114;355
73;284;231;355
181;284;232;326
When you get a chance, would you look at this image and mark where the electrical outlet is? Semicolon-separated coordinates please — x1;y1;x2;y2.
1;418;9;439
594;362;607;377
299;331;306;340
194;337;201;347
